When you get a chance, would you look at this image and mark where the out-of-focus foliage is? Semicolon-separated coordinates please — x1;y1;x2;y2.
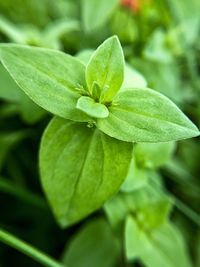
0;0;199;267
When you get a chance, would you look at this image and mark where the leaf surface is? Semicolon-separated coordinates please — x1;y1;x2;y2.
125;217;192;267
86;36;124;102
40;117;132;227
76;96;109;118
97;88;200;142
0;44;89;121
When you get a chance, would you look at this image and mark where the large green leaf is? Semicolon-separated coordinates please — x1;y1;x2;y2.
97;88;200;142
40;117;132;227
86;36;124;102
0;44;90;122
82;0;119;32
62;218;120;267
125;216;192;267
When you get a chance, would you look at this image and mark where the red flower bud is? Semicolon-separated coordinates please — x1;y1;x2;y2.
121;0;140;12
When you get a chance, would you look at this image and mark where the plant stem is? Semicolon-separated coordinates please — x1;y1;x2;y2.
0;228;66;267
0;176;47;210
174;198;200;227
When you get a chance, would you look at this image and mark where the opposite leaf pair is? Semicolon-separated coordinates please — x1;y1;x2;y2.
0;36;199;143
0;36;199;227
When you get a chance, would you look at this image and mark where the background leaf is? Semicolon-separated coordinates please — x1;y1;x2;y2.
62;218;120;267
125;217;192;267
81;0;119;32
134;142;176;169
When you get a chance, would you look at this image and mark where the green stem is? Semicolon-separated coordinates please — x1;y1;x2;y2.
174;198;200;227
0;176;47;210
0;228;66;267
150;178;200;227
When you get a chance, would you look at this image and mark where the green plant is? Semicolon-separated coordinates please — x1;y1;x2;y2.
0;12;200;265
0;35;199;228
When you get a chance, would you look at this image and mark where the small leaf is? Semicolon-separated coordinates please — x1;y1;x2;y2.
0;44;90;122
125;215;145;260
62;218;120;267
97;88;200;142
121;153;148;192
86;36;124;102
134;142;176;169
82;0;119;32
76;50;144;91
76;96;109;118
40;117;132;227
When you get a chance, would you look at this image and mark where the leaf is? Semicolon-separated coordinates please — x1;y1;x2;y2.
134;142;176;169
132;58;184;105
137;198;172;230
81;0;119;32
0;63;23;102
76;96;109;118
105;184;171;231
76;50;144;90
86;36;124;102
40;117;132;227
19;95;47;124
0;44;90;122
97;88;200;142
125;217;192;267
125;215;146;260
44;18;80;40
104;194;128;230
121;153;148;192
62;218;120;267
143;29;173;63
121;63;147;89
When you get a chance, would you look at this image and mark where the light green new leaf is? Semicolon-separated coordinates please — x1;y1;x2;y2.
76;96;109;118
40;117;132;227
0;44;90;122
62;218;120;267
125;217;192;267
76;49;145;90
97;88;200;142
82;0;119;32
86;36;124;102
